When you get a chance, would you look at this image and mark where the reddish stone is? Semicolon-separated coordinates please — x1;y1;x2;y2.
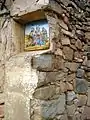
0;105;4;118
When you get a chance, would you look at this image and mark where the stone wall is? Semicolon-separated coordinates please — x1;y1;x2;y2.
31;0;90;119
0;0;90;120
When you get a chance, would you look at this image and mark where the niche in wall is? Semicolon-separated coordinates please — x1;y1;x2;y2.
13;10;50;51
24;19;50;51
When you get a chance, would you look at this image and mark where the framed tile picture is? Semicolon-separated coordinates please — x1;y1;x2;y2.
24;20;50;51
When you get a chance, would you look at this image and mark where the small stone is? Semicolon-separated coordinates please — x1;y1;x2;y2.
70;44;77;50
66;82;73;91
54;56;65;70
58;19;68;30
75;39;82;50
76;68;85;78
61;37;70;45
77;95;87;106
56;114;68;120
73;111;81;120
37;72;46;87
86;60;90;68
63;46;73;61
65;62;79;72
60;81;67;93
66;91;76;103
87;46;90;52
86;72;90;81
61;29;74;38
85;32;90;40
67;73;75;82
76;78;88;94
87;52;90;60
70;39;76;44
74;51;82;59
82;56;87;66
67;104;76;116
55;48;63;56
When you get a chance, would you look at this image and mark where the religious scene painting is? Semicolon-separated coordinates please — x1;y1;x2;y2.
24;20;50;51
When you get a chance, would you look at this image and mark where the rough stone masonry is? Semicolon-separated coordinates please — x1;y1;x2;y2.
0;0;90;120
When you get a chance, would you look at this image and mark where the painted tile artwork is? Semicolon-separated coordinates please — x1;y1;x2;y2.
25;20;50;51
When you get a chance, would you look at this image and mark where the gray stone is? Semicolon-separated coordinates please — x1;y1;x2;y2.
46;71;67;82
32;54;54;71
33;85;56;100
67;104;76;116
65;62;79;72
87;88;90;106
76;78;88;94
38;71;67;86
37;72;46;87
33;94;65;118
66;91;76;103
63;46;73;61
76;68;85;78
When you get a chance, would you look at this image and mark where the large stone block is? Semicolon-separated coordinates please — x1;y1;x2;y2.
33;85;56;100
32;54;54;71
33;94;65;118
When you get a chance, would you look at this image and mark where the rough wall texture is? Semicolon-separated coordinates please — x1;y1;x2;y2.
0;0;90;120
